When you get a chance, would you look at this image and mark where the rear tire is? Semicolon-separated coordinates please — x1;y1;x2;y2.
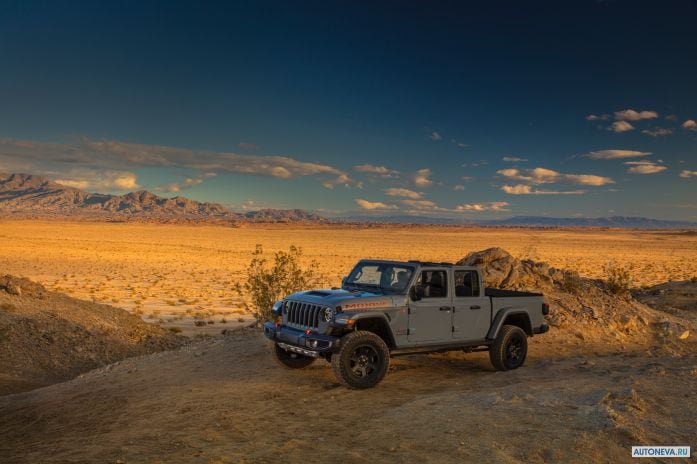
489;325;528;371
271;343;316;369
332;331;390;389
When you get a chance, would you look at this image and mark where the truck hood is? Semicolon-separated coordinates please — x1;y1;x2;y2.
285;288;399;308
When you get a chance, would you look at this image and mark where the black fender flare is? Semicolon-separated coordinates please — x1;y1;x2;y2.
487;308;533;340
350;313;397;347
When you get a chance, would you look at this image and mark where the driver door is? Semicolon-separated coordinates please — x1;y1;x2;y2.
407;268;453;343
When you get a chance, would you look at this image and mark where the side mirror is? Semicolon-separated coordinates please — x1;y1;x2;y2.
410;285;424;301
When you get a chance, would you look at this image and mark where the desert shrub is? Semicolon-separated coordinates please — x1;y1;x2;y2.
691;276;697;283
235;244;323;323
194;320;206;327
604;261;632;295
560;272;581;294
169;327;182;333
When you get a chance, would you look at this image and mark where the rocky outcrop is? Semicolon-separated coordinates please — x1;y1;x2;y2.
457;248;691;342
0;274;187;395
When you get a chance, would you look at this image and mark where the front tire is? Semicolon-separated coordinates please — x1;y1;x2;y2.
332;331;390;389
271;343;316;369
489;325;528;371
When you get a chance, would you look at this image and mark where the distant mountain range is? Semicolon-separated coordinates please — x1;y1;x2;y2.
338;214;697;229
1;172;694;228
0;173;325;223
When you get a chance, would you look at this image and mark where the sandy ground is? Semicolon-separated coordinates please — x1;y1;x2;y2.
1;221;696;336
1;329;695;464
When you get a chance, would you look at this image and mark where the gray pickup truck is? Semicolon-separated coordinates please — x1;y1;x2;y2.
264;259;549;389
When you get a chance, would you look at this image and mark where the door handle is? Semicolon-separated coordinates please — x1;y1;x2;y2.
439;306;452;311
470;305;481;310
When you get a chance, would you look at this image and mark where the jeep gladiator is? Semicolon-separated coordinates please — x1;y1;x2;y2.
264;259;549;389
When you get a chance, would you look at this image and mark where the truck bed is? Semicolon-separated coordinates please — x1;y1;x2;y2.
485;288;542;298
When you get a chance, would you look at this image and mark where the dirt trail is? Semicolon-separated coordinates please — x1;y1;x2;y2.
1;329;695;464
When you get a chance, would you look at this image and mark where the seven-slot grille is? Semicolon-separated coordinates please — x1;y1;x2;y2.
285;301;323;329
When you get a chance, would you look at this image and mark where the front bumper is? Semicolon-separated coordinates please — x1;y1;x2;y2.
263;322;341;355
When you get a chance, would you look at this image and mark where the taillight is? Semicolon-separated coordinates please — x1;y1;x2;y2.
542;303;549;315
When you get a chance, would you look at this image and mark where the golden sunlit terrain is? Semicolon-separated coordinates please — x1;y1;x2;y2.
2;220;696;333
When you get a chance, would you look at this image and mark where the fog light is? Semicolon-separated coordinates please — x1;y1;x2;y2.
307;339;319;349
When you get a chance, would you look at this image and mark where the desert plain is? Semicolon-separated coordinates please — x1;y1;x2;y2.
1;220;696;334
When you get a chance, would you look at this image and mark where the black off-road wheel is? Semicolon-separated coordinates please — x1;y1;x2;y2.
331;331;390;389
489;325;528;371
271;343;316;369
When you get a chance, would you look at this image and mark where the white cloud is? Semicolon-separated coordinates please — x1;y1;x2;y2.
429;131;442;141
355;198;398;210
384;188;423;199
55;171;140;191
682;120;697;131
502;156;528;162
497;167;614;186
586;114;609;121
614;109;658;121
679;170;697;178
156;176;204;193
400;199;443;211
584;149;652;160
321;174;352;190
413;168;433;187
453;185;465;191
353;164;400;178
0;137;351;189
642;127;673;137
455;202;510;212
500;184;585;195
627;164;668;174
609;121;635;133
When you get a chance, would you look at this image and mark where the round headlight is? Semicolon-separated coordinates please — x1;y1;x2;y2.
323;307;334;322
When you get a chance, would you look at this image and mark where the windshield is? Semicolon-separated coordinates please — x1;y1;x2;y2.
344;262;415;293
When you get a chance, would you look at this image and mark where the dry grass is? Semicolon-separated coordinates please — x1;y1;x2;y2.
1;220;696;322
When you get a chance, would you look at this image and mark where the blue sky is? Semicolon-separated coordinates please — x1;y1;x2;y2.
0;0;696;219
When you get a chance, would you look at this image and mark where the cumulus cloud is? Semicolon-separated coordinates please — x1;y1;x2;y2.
626;164;668;174
429;131;442;141
413;168;433;187
384;188;422;199
679;170;697;178
614;109;658;121
453;185;466;191
355;198;398;210
502;156;528;162
156;175;208;193
586;114;609;121
55;171;140;191
322;173;352;189
583;150;651;160
353;164;400;178
400;199;444;211
683;120;697;131
500;184;585;195
0;137;352;190
609;121;635;133
497;167;614;186
642;127;673;137
455;202;510;212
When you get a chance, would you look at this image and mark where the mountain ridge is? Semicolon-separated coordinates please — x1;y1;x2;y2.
0;173;323;223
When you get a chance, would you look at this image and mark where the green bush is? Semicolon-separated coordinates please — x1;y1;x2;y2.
235;244;323;323
604;261;632;295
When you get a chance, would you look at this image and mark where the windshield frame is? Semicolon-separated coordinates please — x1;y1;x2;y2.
342;261;416;294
